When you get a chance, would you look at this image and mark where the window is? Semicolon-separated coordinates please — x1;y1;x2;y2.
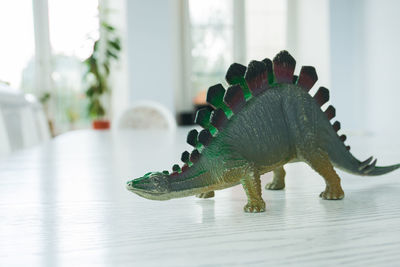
188;0;234;96
0;1;35;89
245;0;287;62
185;0;286;109
47;0;99;133
1;0;100;134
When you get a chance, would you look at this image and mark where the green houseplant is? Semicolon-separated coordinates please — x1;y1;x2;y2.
83;21;121;129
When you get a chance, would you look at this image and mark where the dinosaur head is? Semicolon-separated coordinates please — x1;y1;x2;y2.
126;171;172;200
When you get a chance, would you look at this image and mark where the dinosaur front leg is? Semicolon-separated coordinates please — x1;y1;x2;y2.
241;170;266;213
305;151;344;200
196;191;215;198
265;166;286;190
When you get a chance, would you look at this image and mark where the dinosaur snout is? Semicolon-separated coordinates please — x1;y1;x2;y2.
126;172;171;200
126;177;150;192
126;180;134;190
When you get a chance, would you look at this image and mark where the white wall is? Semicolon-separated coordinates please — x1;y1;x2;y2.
120;0;400;134
330;0;400;134
245;0;287;62
330;0;366;133
125;0;183;116
286;0;331;94
103;0;130;124
363;0;400;134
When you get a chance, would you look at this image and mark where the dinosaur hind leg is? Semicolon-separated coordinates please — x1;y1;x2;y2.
196;191;215;198
265;166;286;190
305;151;344;200
241;168;266;213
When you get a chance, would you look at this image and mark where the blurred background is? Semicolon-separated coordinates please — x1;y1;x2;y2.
1;0;400;153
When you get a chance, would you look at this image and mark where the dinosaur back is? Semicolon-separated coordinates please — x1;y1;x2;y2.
168;50;348;176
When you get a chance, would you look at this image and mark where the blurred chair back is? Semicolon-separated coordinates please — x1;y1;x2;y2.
0;84;51;156
24;95;51;143
0;108;11;157
0;86;26;151
117;101;176;130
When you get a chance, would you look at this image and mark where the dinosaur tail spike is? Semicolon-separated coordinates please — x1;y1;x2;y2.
186;129;198;147
324;105;336;120
332;121;341;132
261;58;274;84
210;108;228;131
223;84;246;114
198;129;213;146
297;66;318;91
362;159;377;174
331;145;400;176
364;163;400;176
313;86;329;106
272;50;296;84
359;156;374;170
244;60;269;96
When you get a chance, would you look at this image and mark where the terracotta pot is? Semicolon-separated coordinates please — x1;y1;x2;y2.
92;120;110;130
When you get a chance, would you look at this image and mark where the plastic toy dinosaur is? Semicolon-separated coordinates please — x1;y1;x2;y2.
126;50;400;213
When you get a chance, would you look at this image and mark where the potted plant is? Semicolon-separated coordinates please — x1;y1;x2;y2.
83;20;121;129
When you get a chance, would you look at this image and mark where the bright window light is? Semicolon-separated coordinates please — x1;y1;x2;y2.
188;0;234;95
47;0;99;133
48;0;99;60
245;0;287;61
0;1;35;89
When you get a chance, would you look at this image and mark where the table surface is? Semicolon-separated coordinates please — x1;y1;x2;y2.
1;128;400;267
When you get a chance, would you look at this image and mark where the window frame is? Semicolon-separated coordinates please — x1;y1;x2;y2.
179;0;246;113
32;0;53;98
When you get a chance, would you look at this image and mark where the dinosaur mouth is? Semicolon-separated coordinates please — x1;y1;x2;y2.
126;183;169;200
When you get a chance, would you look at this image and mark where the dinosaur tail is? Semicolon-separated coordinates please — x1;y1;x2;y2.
335;152;400;176
366;163;400;176
326;132;400;176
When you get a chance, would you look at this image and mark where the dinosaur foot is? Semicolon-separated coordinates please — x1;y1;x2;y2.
243;201;266;213
265;182;285;190
319;187;344;200
196;191;215;199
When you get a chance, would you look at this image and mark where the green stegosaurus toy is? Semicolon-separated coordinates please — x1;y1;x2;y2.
127;50;400;213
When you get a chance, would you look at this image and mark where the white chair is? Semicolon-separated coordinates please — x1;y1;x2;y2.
0;108;11;157
0;84;51;155
24;94;51;142
0;85;27;151
117;101;176;130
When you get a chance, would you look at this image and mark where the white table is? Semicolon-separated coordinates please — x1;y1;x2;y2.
1;128;400;266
